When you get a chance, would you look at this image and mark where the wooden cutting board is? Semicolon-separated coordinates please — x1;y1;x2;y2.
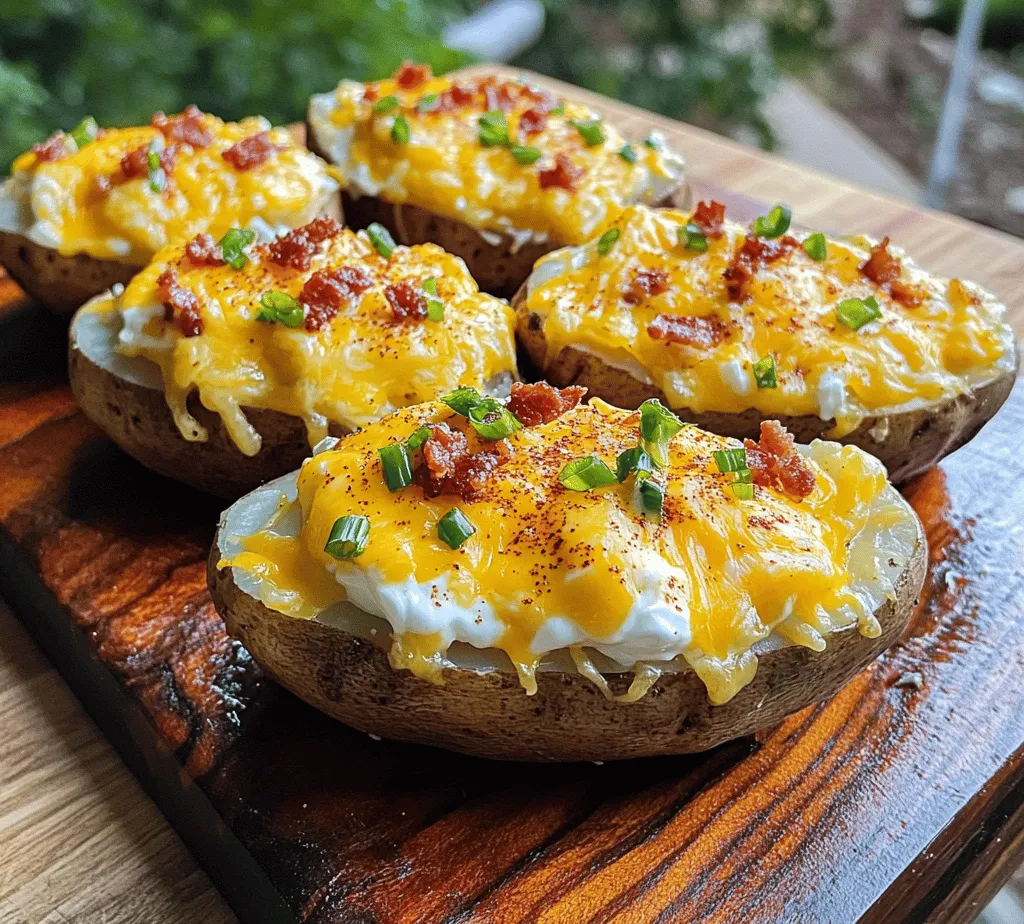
3;68;1024;923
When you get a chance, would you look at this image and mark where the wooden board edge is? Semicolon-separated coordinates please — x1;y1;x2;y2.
0;532;298;924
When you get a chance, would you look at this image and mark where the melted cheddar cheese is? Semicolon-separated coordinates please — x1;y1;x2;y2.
228;399;920;705
97;226;517;454
0;112;338;263
525;205;1017;436
308;66;686;246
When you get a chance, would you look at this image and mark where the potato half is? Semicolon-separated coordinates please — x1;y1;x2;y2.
209;448;926;763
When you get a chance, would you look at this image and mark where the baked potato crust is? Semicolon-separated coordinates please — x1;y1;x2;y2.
514;290;1018;484
208;525;926;762
308;118;688;300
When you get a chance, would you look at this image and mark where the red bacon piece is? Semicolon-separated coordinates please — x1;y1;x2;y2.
690;200;726;239
435;83;475;113
422;422;470;488
395;61;432;90
623;268;670;306
419;423;512;501
743;421;815;500
859;236;901;285
300;265;374;332
518;107;550;135
647;313;729;348
222;132;277;171
483;80;518;114
506;382;587;427
184;233;224;267
445;443;511;502
266;217;343;270
151;105;212;148
384;282;427;321
723;235;797;302
157;269;203;338
889;278;924;309
32;132;71;163
538;153;583;192
120;142;178;181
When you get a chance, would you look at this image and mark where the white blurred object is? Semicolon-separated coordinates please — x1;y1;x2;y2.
443;0;545;61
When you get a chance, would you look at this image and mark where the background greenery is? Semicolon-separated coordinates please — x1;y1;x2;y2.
0;0;833;170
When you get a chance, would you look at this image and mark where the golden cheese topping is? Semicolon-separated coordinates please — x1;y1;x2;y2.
524;204;1016;436
229;397;920;705
307;63;687;245
0;108;338;263
101;219;517;455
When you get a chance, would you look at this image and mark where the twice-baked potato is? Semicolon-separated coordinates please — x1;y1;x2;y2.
70;218;517;498
306;63;688;298
0;108;340;315
210;387;926;761
515;202;1018;483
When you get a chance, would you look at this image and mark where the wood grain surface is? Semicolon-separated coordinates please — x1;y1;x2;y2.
2;68;1024;924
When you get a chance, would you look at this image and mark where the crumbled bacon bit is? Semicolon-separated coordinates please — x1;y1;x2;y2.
446;443;511;502
647;313;729;348
32;132;70;163
518;107;550;135
384;281;427;321
184;233;224;267
120;142;177;181
419;423;512;501
395;61;432;90
436;82;475;112
743;421;815;500
538;153;583;191
300;265;373;332
859;237;901;285
483;80;518;114
266;216;343;270
157;269;203;337
507;382;587;427
889;279;924;309
690;200;726;239
422;423;469;488
222;132;277;171
723;235;798;302
623;268;670;305
151;105;212;148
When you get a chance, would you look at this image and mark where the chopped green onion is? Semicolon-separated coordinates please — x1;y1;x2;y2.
256;291;304;327
753;204;792;239
324;515;370;559
618;144;638;164
146;140;165;193
731;482;754;500
372;95;399;115
366;222;395;258
642;135;659;149
616;446;654;483
713;447;747;474
733;468;753;484
635;476;665;516
438;508;475;550
836;295;881;330
571;119;604;146
752;354;777;389
70;116;98;149
803;232;827;261
549;104;565;116
639;399;684;468
422;276;443;320
406;426;432;451
218;227;256;271
423;277;438;296
417;93;440;113
558;455;619;491
511;145;542;165
597;228;620;256
467;399;520;440
478;110;510;147
441;386;482;417
678;223;708;252
390;114;410;144
378;443;413;492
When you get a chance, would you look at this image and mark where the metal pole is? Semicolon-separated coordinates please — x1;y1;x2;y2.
925;0;989;209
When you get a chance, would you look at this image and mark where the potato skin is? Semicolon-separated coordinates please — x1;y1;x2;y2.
208;523;926;762
0;230;140;318
514;289;1018;484
308;117;688;300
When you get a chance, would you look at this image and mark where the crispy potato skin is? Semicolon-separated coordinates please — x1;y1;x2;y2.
308;118;688;299
208;525;925;762
514;289;1019;484
0;194;342;318
0;230;140;318
69;343;321;499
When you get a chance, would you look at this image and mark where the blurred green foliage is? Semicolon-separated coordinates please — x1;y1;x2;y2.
0;0;832;171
